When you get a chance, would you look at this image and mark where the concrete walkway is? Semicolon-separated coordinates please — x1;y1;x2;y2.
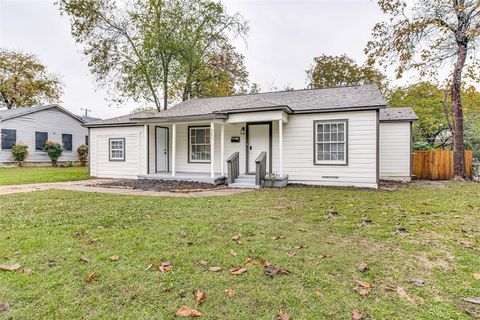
0;179;253;197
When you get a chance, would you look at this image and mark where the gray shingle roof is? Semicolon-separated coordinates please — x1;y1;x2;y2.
86;84;386;126
380;108;418;121
0;104;85;123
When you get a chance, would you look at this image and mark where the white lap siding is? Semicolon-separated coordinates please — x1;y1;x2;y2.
89;126;146;179
282;111;378;188
379;122;411;181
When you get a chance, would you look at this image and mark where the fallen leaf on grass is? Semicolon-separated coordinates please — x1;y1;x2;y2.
360;218;373;226
0;303;10;312
198;260;208;266
354;280;373;288
473;273;480;280
23;268;33;275
411;278;425;286
264;266;291;278
231;234;243;245
85;272;96;282
396;287;415;303
462;297;480;305
0;264;21;271
358;263;369;272
230;250;238;257
80;256;90;263
224;289;235;297
287;252;297;257
277;309;291;320
175;306;202;317
271;235;285;240
351;309;363;320
229;267;247;275
353;280;373;296
294;245;308;250
145;261;173;273
208;266;221;272
195;290;207;305
244;258;254;267
460;240;474;249
325;210;339;219
393;228;408;235
110;255;120;261
259;258;272;267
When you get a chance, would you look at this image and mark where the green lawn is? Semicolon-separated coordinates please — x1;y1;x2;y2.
0;182;479;319
0;166;90;186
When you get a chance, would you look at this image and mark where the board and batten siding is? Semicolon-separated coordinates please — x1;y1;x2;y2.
282;110;378;188
90;126;146;179
379;121;411;181
0;109;87;164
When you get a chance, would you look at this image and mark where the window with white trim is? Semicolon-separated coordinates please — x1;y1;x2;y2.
189;126;210;162
315;120;347;165
109;138;125;161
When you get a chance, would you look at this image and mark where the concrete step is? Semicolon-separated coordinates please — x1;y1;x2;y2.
234;177;255;183
228;182;259;189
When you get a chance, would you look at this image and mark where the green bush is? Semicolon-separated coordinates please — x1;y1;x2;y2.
77;144;88;166
43;141;63;167
10;144;29;167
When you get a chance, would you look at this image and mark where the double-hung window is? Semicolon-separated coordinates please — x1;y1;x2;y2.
109;138;125;161
1;129;16;150
62;134;73;152
189;126;210;162
35;132;48;151
314;120;348;165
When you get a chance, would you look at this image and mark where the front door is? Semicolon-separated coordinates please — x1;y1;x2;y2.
156;127;168;172
247;123;270;174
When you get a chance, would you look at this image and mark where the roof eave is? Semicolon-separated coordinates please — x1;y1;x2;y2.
213;105;293;115
292;105;385;114
130;113;228;123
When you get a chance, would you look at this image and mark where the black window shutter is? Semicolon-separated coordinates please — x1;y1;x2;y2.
85;135;89;146
62;134;73;151
1;129;16;149
35;132;48;151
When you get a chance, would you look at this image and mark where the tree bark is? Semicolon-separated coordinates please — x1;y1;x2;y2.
450;41;467;178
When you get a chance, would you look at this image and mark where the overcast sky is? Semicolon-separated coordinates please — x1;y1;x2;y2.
0;0;389;119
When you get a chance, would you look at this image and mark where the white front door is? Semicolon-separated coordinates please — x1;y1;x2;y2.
247;123;270;173
156;127;168;172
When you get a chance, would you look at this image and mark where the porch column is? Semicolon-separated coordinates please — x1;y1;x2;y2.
210;121;215;178
279;119;283;177
220;123;225;176
144;125;149;174
172;124;176;176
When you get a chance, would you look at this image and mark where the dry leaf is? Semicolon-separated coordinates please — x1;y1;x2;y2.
259;258;272;267
224;289;235;297
0;303;10;312
23;268;33;275
110;255;120;261
159;265;172;273
287;252;297;257
277;309;291;320
353;280;373;296
198;260;209;266
231;234;243;245
264;266;291;277
208;266;221;272
460;240;473;248
396;287;414;303
472;273;480;280
462;297;480;305
175;306;202;317
271;235;284;240
294;245;308;250
351;309;363;320
230;250;238;257
0;264;21;271
195;290;207;305
85;272;96;282
229;267;247;275
244;258;254;267
358;263;369;272
354;280;373;288
353;287;370;296
411;278;425;286
80;256;90;263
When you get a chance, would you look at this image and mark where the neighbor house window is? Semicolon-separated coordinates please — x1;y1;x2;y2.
189;126;210;162
1;129;16;150
314;120;347;165
35;132;48;151
109;138;125;161
62;134;73;152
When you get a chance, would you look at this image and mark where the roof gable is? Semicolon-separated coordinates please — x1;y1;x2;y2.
0;105;85;123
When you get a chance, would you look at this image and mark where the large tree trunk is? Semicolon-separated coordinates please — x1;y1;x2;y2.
450;41;467;179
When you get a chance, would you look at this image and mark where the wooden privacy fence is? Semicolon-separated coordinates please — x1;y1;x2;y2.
412;150;473;180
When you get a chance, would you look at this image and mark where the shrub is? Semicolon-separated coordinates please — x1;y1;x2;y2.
77;144;88;166
10;144;29;167
66;160;74;167
43;141;63;167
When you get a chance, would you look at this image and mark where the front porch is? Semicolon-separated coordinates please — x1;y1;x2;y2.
138;110;288;187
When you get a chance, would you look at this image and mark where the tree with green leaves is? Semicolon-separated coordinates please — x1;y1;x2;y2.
366;0;480;178
305;54;386;91
0;49;62;109
58;0;248;111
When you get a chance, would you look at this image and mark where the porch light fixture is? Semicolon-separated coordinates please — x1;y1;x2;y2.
241;127;245;134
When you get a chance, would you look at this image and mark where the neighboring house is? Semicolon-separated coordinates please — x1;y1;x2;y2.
85;84;418;188
0;105;95;165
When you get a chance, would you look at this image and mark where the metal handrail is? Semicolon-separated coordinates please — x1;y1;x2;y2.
226;152;240;184
255;151;267;186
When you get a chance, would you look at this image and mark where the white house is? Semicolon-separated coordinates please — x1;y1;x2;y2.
85;84;418;188
0;105;93;166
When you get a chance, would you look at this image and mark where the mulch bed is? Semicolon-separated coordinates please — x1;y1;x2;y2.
93;179;221;192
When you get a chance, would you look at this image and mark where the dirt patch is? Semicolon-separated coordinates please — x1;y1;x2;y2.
92;179;222;192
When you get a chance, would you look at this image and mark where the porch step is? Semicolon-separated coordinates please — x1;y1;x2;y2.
228;175;258;189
